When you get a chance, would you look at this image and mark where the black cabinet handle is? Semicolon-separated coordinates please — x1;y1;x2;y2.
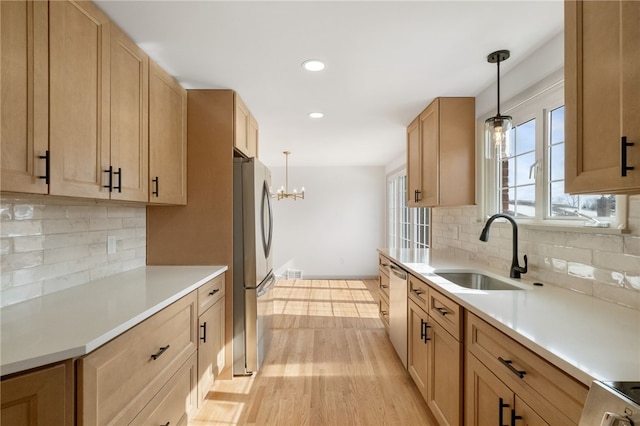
380;310;388;316
200;322;207;343
622;136;635;177
162;422;170;426
498;357;526;379
498;397;509;426
414;189;421;203
150;345;170;360
113;167;122;193
208;288;220;296
511;409;522;426
420;319;431;343
412;288;425;295
435;306;449;316
380;284;389;289
152;176;159;197
38;150;50;184
103;166;113;192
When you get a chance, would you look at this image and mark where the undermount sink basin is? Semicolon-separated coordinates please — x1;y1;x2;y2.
435;272;524;291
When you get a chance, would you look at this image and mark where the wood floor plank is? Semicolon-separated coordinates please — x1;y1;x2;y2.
190;279;436;425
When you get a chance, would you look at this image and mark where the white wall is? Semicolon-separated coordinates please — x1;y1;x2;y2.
270;166;385;279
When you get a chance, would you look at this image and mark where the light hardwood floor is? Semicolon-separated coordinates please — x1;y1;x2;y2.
190;279;436;425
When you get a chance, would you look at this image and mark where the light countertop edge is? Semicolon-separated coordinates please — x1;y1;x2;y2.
378;248;640;386
1;265;228;376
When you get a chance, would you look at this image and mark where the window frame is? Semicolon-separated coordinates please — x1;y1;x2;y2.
479;77;627;230
386;169;431;249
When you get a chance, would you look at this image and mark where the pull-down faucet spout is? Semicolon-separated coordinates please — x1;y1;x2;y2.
479;213;528;279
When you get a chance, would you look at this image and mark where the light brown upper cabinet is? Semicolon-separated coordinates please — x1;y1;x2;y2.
1;0;49;194
234;93;259;158
110;23;149;202
49;0;111;199
149;60;187;205
406;97;475;207
565;0;640;194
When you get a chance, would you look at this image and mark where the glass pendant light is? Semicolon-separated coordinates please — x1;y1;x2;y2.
485;50;512;161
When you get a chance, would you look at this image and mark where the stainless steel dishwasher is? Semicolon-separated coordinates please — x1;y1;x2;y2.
388;263;408;368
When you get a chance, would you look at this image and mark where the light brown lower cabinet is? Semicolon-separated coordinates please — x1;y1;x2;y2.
408;297;462;426
465;353;548;426
78;292;198;425
465;312;588;425
0;360;74;426
130;352;198;426
198;295;226;404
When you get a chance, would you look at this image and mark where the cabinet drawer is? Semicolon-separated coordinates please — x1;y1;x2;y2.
379;297;390;329
466;312;588;425
379;266;390;299
408;274;429;312
197;274;225;315
428;288;462;340
129;353;197;426
78;292;197;425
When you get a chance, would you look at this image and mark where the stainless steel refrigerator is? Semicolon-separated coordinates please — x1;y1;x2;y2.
233;157;276;375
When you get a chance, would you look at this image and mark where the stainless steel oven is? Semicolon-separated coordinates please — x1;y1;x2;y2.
580;381;640;426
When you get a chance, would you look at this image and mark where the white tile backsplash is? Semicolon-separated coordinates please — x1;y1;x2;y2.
432;195;640;310
0;196;146;307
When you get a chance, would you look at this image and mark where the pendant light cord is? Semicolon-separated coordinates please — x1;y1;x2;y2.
496;57;501;116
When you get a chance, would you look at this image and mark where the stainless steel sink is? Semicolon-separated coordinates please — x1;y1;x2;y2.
435;272;524;290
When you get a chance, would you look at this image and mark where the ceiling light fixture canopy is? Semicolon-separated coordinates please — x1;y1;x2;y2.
485;49;512;161
302;59;325;72
272;151;305;201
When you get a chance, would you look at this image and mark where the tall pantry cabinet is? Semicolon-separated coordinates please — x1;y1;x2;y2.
148;90;257;379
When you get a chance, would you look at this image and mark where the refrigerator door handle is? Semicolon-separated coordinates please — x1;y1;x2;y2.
256;271;276;297
261;180;273;258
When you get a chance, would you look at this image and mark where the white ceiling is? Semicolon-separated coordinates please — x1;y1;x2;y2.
95;1;564;168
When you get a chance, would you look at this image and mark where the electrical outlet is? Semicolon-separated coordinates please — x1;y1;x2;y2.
107;235;117;254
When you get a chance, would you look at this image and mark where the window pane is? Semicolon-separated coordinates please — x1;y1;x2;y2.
550;143;564;182
550;106;565;144
550;181;578;216
580;195;616;218
514;185;535;217
516;151;536;186
515;119;536;154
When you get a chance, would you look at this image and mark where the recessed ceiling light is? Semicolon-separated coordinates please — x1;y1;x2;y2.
302;60;325;72
308;112;324;119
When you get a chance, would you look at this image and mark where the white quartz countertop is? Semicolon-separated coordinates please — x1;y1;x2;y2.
379;248;640;386
0;265;227;376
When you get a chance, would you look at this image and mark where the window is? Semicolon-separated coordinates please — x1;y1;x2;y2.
484;80;622;227
387;171;430;248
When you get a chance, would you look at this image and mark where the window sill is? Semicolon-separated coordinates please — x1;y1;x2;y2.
519;222;628;235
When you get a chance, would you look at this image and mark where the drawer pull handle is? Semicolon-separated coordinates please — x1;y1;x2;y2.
151;345;171;360
162;422;170;426
208;288;220;296
412;288;425;295
200;322;207;343
498;357;526;378
380;284;389;289
498;397;509;426
380;310;388;315
435;306;449;316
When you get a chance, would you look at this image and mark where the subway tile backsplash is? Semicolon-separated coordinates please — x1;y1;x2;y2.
0;195;146;307
432;195;640;311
